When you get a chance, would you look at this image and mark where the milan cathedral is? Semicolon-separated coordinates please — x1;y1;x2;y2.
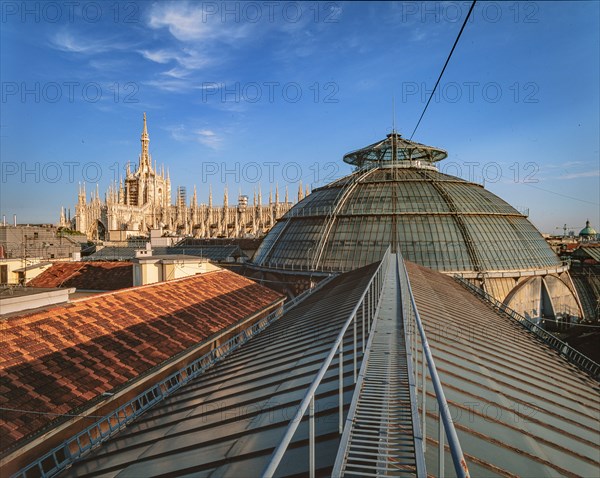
60;114;304;240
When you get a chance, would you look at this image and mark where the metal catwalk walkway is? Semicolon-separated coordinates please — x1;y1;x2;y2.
334;254;423;477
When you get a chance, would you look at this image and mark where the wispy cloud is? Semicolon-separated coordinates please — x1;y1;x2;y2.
195;129;222;148
167;124;223;150
144;78;196;93
139;48;210;70
162;67;191;79
545;161;587;169
51;30;129;54
139;49;174;64
559;170;600;180
147;2;253;43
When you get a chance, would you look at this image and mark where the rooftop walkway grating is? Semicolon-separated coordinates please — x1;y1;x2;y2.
333;255;420;477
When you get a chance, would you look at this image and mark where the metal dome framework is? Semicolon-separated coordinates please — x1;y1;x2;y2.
251;131;581;329
343;132;448;167
253;157;562;276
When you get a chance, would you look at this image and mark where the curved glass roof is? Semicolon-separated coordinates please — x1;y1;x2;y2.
253;135;561;274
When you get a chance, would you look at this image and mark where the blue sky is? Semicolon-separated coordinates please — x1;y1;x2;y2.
1;1;598;234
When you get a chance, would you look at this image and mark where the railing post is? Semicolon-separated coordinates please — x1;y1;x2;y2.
422;346;427;452
309;396;315;478
412;313;417;380
368;286;371;332
362;300;366;353
415;333;419;401
439;405;445;477
339;343;344;434
372;281;375;317
353;313;357;383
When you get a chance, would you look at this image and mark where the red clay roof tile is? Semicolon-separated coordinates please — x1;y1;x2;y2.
27;262;133;290
1;269;283;451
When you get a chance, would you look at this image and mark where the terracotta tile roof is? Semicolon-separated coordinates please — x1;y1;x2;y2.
0;270;283;451
27;262;133;290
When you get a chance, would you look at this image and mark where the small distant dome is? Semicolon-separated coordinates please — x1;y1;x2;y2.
579;220;597;237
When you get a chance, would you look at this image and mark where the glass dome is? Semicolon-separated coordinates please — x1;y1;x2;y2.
253;134;561;274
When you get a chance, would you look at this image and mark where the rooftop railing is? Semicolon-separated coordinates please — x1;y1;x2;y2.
454;275;600;380
399;255;470;478
11;274;337;478
331;252;426;477
261;246;391;478
262;249;470;478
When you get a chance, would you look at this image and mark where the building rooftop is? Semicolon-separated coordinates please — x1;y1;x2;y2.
36;257;599;478
27;262;133;291
573;243;600;263
58;263;378;478
406;261;599;476
0;287;74;317
87;245;245;262
0;270;283;453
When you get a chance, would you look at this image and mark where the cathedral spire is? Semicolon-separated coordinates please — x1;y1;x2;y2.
139;112;152;173
208;184;213;208
192;185;197;207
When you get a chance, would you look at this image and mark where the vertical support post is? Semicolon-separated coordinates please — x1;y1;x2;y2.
422;346;427;452
338;343;343;434
439;405;444;477
309;396;315;478
413;311;417;381
372;281;375;317
353;313;357;383
415;322;419;397
367;287;371;332
362;301;366;353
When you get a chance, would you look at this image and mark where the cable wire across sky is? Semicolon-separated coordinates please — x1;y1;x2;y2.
410;0;477;140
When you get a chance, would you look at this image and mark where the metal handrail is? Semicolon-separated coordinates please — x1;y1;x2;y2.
454;275;600;380
399;256;427;478
11;277;335;478
332;252;427;477
261;246;391;478
400;257;470;478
